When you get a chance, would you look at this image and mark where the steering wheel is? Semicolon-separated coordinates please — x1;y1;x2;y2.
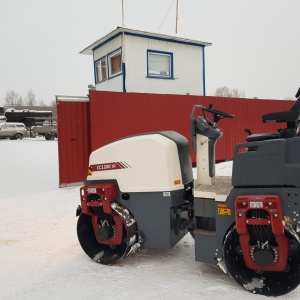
190;104;235;128
203;106;235;119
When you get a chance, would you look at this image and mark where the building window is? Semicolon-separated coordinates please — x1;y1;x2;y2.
109;49;122;77
95;57;107;83
147;50;173;78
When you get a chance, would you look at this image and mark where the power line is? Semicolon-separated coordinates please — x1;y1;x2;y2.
158;0;176;31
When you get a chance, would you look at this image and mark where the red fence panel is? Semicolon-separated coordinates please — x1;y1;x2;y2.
89;91;293;162
57;91;294;185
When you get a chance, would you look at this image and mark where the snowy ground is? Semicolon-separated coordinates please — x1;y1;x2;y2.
0;138;299;300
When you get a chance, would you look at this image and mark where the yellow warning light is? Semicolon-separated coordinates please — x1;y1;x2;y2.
88;167;93;176
174;180;181;185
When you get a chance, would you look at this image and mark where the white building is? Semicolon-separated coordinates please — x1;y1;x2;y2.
81;27;212;96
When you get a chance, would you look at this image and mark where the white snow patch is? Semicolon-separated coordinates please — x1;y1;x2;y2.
93;251;104;262
243;277;265;291
215;161;233;177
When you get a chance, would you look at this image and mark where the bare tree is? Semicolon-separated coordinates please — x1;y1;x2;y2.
5;90;23;106
25;89;36;106
49;99;56;107
17;95;24;105
215;86;245;98
39;99;46;106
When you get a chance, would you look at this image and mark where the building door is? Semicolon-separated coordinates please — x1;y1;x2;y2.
56;96;90;187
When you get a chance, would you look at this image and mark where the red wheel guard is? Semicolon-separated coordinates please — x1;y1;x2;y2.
235;195;289;271
80;183;123;245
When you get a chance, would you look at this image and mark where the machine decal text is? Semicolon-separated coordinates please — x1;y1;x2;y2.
91;162;131;171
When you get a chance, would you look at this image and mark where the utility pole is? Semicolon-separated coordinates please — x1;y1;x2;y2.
175;0;178;33
122;0;125;27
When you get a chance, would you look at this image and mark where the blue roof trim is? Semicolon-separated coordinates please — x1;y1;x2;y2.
202;47;206;96
92;32;122;51
91;31;207;52
125;31;206;48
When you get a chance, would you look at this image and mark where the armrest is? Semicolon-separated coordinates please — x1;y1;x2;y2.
262;110;300;123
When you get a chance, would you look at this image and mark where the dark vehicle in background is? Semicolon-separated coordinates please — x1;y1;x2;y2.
5;108;57;140
0;106;5;123
31;124;57;140
5;108;53;127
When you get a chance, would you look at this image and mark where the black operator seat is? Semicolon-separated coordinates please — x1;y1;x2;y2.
246;93;300;143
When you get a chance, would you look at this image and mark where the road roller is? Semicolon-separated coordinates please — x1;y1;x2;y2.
76;88;300;296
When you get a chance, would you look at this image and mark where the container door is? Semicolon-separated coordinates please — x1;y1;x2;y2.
56;97;90;187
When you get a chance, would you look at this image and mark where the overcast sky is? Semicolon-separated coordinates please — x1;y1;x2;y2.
1;0;300;105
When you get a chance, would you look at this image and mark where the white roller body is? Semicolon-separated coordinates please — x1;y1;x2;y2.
87;134;183;192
